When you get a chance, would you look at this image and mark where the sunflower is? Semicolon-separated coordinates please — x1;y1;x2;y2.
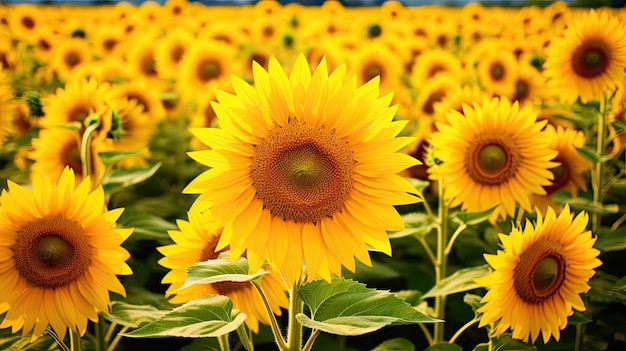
433;84;492;123
0;69;14;148
50;37;92;82
428;97;558;221
543;9;626;104
7;4;41;41
28;127;104;185
476;46;519;98
475;205;601;343
349;41;404;106
0;167;132;340
111;77;167;121
413;73;460;120
178;40;238;94
530;125;591;214
510;63;547;108
158;211;288;333
410;48;463;86
155;28;194;81
185;55;420;283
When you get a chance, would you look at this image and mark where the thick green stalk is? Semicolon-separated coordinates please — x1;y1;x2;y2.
433;178;449;343
286;281;304;351
591;96;607;233
70;331;82;351
218;334;231;351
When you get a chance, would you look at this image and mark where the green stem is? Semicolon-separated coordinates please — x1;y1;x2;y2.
106;326;129;351
94;317;107;351
47;328;71;351
417;236;437;267
70;331;82;351
218;334;231;351
422;197;438;223
302;329;321;351
444;223;467;256
80;121;100;180
433;178;449;343
591;95;607;233
448;317;479;344
251;280;287;350
418;323;434;345
286;281;304;351
574;323;583;351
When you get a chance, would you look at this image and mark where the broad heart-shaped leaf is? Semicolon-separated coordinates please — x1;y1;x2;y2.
423;265;491;299
370;338;415;351
124;295;246;338
102;162;162;194
116;208;177;243
296;278;437;336
100;301;167;328
178;252;267;291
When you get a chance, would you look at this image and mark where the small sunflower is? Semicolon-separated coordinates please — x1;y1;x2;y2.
413;74;460;120
178;40;237;94
476;47;519;98
155;28;194;81
543;9;626;104
475;205;601;343
410;48;463;86
185;55;420;283
0;167;132;340
530;125;591;214
50;37;93;82
0;69;14;148
428;97;558;220
158;212;288;333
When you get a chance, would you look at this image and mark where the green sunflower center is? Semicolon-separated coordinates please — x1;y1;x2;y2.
251;118;355;224
13;215;92;289
572;40;609;79
467;136;520;185
197;59;221;82
513;237;566;303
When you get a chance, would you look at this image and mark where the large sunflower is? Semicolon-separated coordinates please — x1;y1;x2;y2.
0;167;132;340
428;97;557;221
475;205;601;343
185;54;420;283
158;212;288;333
543;9;626;104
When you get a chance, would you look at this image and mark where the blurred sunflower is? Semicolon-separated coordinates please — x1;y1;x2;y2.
111;77;167;121
476;47;519;98
410;47;463;86
185;55;420;283
544;9;626;104
530;125;590;214
158;211;288;333
50;37;93;82
433;84;492;122
178;40;237;94
413;73;460;120
28;127;104;184
126;33;161;80
0;167;132;340
349;41;404;105
510;63;548;108
0;69;14;148
475;205;601;343
428;97;557;221
155;28;194;81
7;4;41;41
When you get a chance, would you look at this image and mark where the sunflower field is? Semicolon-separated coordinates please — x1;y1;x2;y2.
1;0;626;350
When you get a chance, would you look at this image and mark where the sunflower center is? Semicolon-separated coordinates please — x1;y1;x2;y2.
214;281;249;295
13;215;91;289
363;63;383;82
467;137;520;185
200;228;227;261
21;16;35;29
514;80;529;102
572;41;609;79
251;118;355;223
489;62;504;80
513;237;566;303
543;159;570;195
197;60;221;82
171;45;185;63
65;51;81;68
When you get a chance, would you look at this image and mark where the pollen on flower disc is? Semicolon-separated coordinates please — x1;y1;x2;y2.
250;118;355;224
467;135;520;185
13;215;92;289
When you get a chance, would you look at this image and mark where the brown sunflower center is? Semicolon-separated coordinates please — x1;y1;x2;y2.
572;40;609;79
199;228;227;261
64;50;81;68
214;281;249;295
140;53;158;76
13;215;91;289
514;80;529;102
250;118;355;223
197;59;221;82
21;16;35;29
363;63;383;82
171;45;185;63
467;136;520;185
513;237;566;303
489;62;504;81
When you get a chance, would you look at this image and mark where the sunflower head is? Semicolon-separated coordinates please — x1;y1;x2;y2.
185;54;420;283
475;205;601;343
0;167;132;340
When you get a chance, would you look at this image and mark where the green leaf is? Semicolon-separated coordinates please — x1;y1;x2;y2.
123;295;247;338
296;278;437;336
99;150;145;167
553;195;619;215
180;252;266;291
100;301;167;328
569;310;592;324
612;120;626;134
614;275;626;291
473;334;536;351
595;227;626;252
102;162;162;193
370;338;415;351
235;323;253;351
424;343;462;351
0;326;55;351
116;208;177;243
451;206;497;226
390;212;436;239
463;293;483;312
423;265;491;299
575;147;614;164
